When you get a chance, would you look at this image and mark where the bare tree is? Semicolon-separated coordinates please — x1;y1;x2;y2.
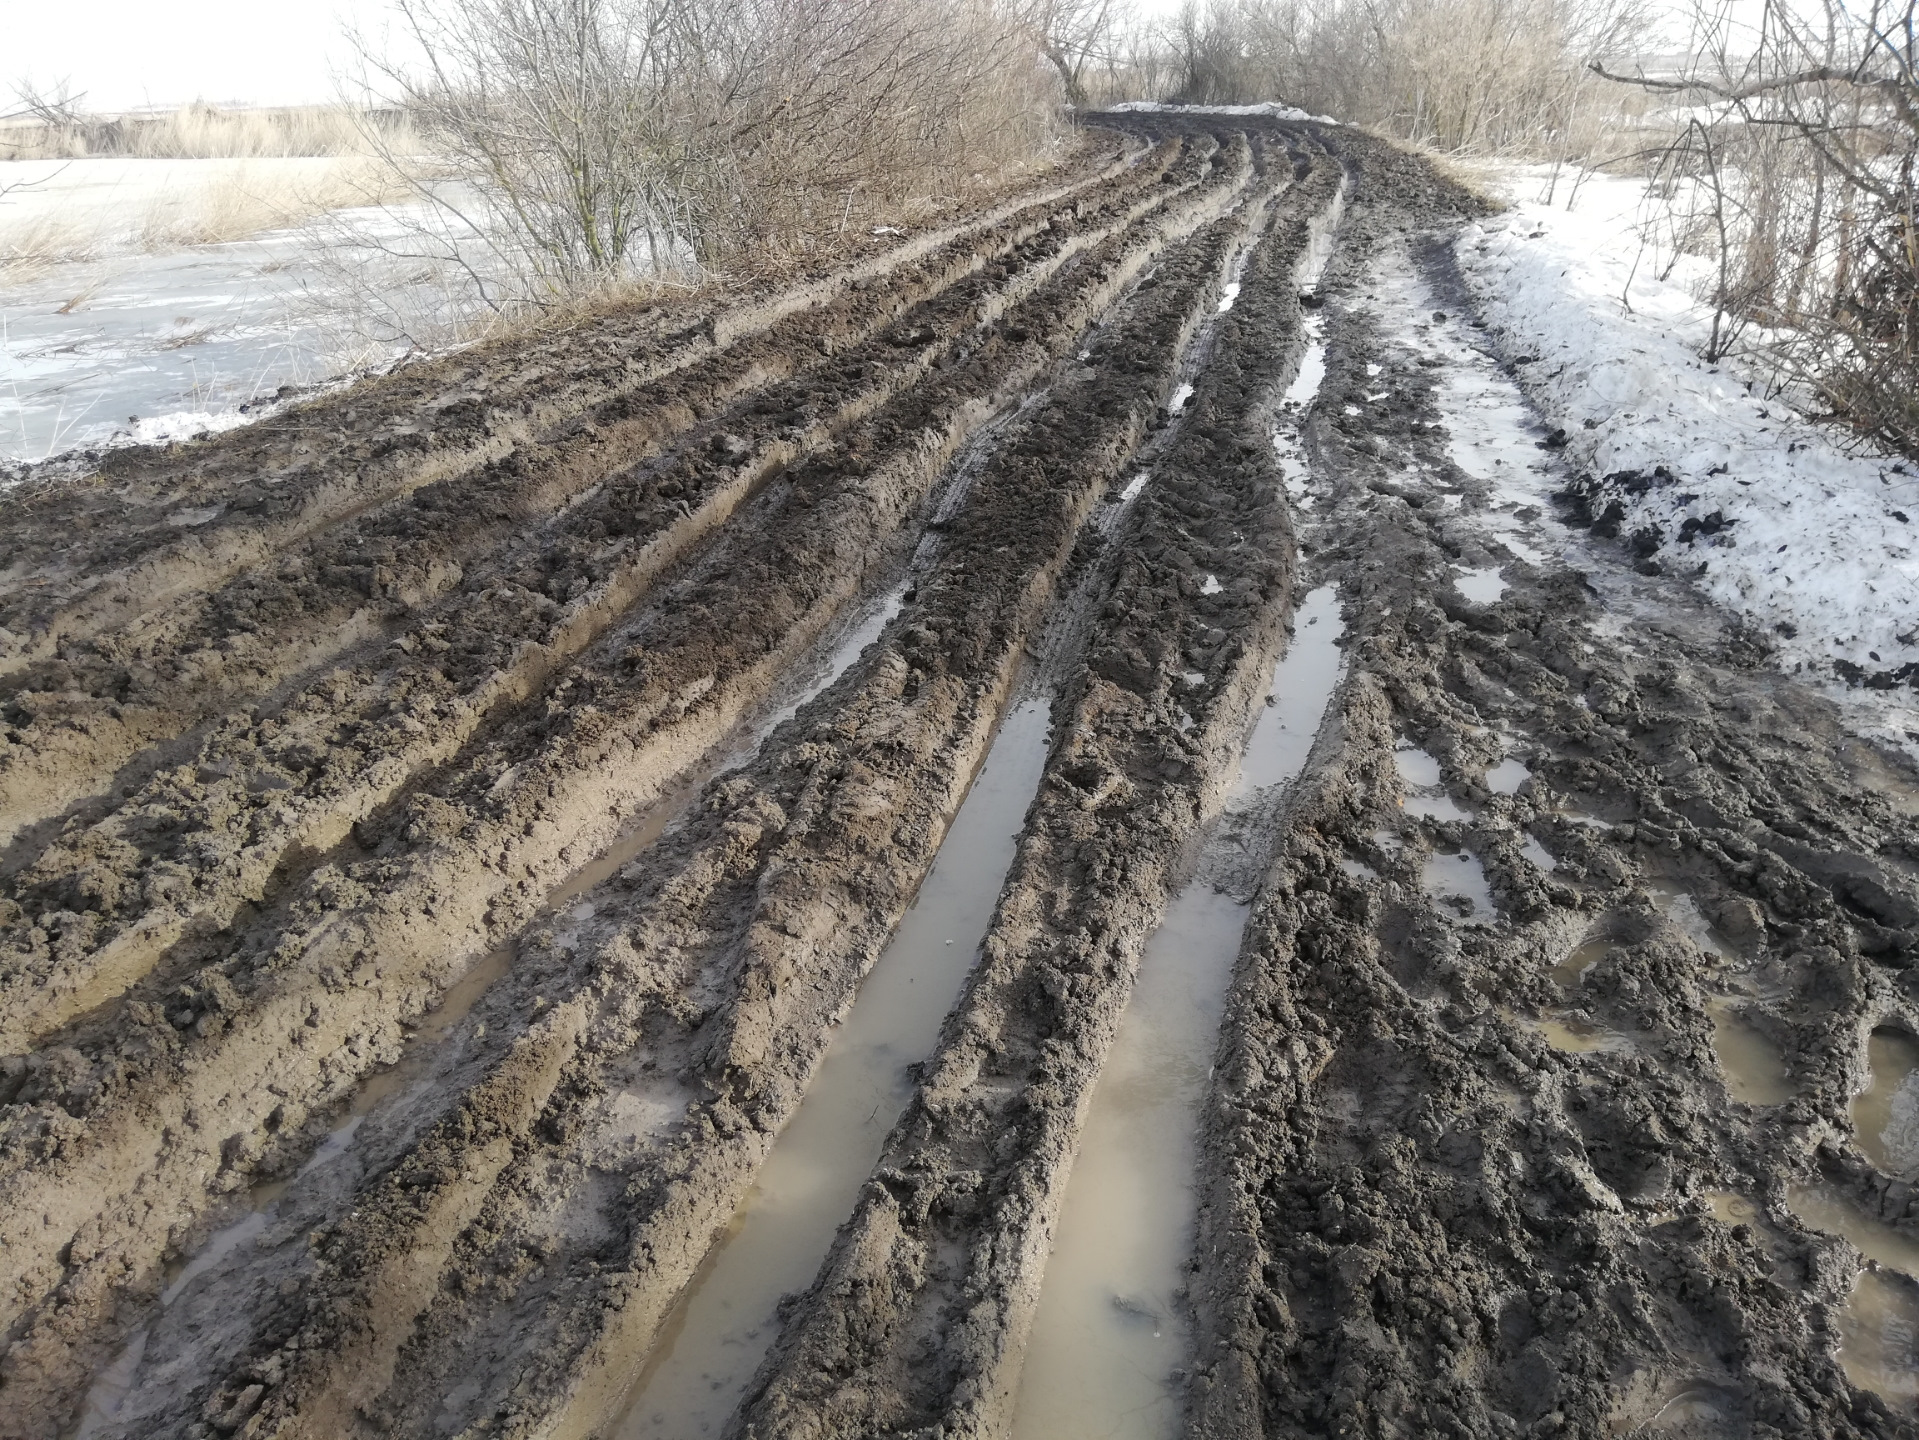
1020;0;1126;106
346;0;1064;306
1597;0;1919;453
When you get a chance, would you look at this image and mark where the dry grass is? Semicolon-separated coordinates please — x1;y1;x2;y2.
0;211;100;280
135;159;414;249
0;105;417;162
0;157;418;278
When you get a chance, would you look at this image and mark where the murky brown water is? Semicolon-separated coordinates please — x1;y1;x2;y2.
1531;1015;1631;1055
612;699;1054;1439
1010;586;1346;1440
1706;998;1792;1106
1854;1028;1919;1178
1788;1184;1919;1407
1551;937;1608;989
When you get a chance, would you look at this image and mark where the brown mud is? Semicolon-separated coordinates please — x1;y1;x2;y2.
2;112;1917;1440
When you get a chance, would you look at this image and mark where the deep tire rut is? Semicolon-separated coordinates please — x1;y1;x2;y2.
7;114;1919;1440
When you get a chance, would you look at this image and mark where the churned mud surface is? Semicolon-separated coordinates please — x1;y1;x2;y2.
3;111;1918;1440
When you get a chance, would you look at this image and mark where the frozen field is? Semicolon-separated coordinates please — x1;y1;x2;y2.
1;157;477;461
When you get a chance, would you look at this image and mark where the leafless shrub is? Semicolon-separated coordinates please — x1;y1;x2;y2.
344;0;1067;308
1597;0;1919;455
1077;0;1653;156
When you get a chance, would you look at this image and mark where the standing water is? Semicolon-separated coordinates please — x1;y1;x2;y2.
1854;1028;1919;1178
612;698;1054;1439
1009;586;1346;1440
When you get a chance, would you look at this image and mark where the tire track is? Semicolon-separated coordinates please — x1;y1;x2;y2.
0;136;1151;681
0;136;1259;1440
728;141;1344;1440
1184;129;1919;1440
0;138;1229;1050
69;148;1273;1440
0;140;1192;857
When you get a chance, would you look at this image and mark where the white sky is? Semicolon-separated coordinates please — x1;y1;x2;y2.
6;0;1710;113
4;0;404;111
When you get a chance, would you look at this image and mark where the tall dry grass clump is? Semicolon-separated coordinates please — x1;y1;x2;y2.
349;0;1066;302
0;102;416;161
1598;0;1919;457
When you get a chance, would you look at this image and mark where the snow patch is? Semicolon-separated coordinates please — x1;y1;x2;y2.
1453;170;1919;696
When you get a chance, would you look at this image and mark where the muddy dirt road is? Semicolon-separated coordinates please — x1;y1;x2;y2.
3;111;1919;1440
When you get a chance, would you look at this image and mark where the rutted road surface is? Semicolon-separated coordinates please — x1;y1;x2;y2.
2;113;1917;1440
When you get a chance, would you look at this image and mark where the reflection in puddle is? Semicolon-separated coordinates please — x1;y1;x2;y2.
1396;743;1473;822
1452;566;1509;604
1274;315;1329;512
1707;998;1792;1105
1532;1015;1631;1054
1404;791;1472;822
1485;757;1530;794
1854;1029;1919;1177
1010;589;1347;1440
614;701;1054;1439
1421;850;1495;923
1648;881;1738;963
1551;937;1607;988
1008;885;1241;1440
1789;1184;1919;1407
1283;315;1327;408
1521;835;1557;873
1240;589;1345;792
1394;743;1442;787
1838;1271;1919;1405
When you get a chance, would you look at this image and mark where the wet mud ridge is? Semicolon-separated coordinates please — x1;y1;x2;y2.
4;114;1919;1440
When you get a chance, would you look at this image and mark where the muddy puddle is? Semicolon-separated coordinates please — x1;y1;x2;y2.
1854;1028;1919;1177
1277;320;1328;507
1395;742;1472;822
1270;225;1335;511
1486;757;1530;794
1787;1184;1919;1407
1521;836;1557;872
1010;586;1345;1440
611;698;1054;1439
1421;849;1495;923
1530;1014;1631;1055
1452;566;1509;604
1706;998;1792;1106
1551;937;1608;989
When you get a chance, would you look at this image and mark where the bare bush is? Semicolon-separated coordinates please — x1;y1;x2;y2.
1598;0;1919;455
347;0;1066;305
1079;0;1652;156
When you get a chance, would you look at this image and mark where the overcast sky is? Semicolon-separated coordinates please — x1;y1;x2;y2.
8;0;1707;113
3;0;1213;110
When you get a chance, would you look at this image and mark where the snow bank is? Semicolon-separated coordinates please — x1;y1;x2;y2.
1103;101;1339;125
1454;171;1919;692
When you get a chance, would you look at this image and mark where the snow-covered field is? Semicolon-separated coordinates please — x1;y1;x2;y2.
1;158;487;462
1454;163;1919;723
